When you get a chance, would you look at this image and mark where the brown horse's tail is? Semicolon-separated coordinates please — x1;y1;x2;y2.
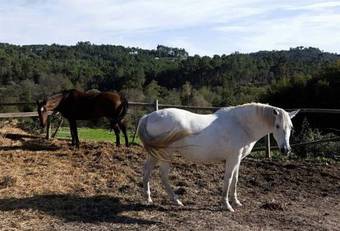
110;93;128;131
111;92;128;125
118;92;128;120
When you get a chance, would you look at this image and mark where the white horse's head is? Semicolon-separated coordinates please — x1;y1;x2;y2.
271;108;299;155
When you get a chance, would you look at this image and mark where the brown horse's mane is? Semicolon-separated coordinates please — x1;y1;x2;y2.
45;92;65;111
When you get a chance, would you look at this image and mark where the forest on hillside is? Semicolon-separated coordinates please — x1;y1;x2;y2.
0;42;339;113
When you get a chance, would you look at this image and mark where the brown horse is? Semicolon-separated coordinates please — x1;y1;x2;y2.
37;89;129;148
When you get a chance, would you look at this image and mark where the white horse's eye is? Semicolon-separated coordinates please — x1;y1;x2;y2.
276;124;280;129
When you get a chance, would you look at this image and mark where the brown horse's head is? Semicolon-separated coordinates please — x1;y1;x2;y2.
37;100;48;127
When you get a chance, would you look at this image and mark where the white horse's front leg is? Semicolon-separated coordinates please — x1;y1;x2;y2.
230;164;242;207
231;144;254;206
222;155;241;212
143;155;157;204
159;161;183;206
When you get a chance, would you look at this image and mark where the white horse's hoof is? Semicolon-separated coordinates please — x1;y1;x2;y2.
226;206;235;212
233;199;242;207
176;199;184;206
172;195;184;206
146;198;153;204
224;203;235;212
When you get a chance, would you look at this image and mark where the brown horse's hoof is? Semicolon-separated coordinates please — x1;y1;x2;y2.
70;143;80;149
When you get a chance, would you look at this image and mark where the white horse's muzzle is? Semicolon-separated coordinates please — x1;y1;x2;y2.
280;145;291;155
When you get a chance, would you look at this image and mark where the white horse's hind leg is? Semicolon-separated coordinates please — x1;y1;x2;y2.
222;155;241;212
159;161;184;206
143;155;157;204
230;164;242;207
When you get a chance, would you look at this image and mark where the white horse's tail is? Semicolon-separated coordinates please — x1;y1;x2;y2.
135;114;147;141
137;114;191;161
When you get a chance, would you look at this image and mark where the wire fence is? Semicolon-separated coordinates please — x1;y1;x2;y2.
1;101;339;158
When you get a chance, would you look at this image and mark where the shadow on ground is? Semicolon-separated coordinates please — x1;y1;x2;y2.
0;194;160;225
0;133;60;151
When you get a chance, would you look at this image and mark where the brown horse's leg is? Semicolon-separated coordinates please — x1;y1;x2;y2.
69;119;79;148
112;125;120;146
119;120;129;147
68;119;75;146
74;121;80;148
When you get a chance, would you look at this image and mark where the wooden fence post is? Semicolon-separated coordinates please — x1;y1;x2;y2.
265;134;271;158
46;116;51;140
154;99;159;111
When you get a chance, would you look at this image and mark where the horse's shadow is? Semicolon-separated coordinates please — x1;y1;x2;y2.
0;194;159;225
1;133;60;151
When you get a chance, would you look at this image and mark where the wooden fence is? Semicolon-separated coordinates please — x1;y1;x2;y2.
1;100;340;158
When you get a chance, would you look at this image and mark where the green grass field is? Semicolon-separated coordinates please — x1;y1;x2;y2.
56;127;139;143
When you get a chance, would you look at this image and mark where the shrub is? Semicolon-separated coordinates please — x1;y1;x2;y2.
291;118;340;160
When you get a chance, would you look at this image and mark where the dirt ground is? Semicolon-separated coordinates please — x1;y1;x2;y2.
0;125;339;231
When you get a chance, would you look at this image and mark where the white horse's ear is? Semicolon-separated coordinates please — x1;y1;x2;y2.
289;110;300;119
273;109;279;116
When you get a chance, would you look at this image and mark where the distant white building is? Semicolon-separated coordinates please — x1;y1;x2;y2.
129;50;139;55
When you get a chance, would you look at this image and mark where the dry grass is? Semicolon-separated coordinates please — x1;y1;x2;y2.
0;124;340;230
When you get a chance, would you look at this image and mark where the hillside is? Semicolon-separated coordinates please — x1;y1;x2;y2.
0;42;339;110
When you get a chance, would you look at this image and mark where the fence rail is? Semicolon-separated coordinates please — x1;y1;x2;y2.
253;136;340;152
0;111;53;118
2;101;340;113
1;101;340;118
0;111;38;118
0;102;36;106
1;101;339;158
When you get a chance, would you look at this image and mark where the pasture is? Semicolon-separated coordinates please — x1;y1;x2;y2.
0;124;339;230
55;127;139;143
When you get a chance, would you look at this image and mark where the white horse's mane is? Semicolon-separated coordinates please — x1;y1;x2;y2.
216;102;291;128
216;102;272;113
216;102;271;124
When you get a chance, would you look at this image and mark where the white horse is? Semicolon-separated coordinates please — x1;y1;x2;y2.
137;103;299;212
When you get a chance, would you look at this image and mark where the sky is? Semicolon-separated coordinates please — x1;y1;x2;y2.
0;0;340;56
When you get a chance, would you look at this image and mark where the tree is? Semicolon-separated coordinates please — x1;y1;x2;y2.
0;42;339;111
181;81;192;105
144;80;161;102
